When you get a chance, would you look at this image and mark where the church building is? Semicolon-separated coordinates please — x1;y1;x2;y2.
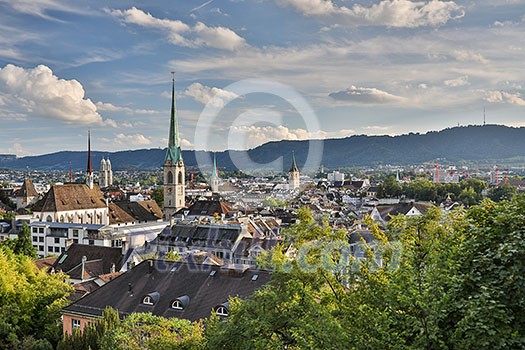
163;76;185;220
288;152;300;191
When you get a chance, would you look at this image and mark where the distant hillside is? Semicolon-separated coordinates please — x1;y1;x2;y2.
2;125;525;172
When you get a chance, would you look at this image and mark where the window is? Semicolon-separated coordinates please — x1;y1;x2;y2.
39;245;44;251
39;228;44;234
54;237;60;244
46;215;52;222
72;319;81;329
48;246;53;252
54;247;60;253
172;300;184;310
88;239;94;245
215;306;229;317
32;228;37;233
178;171;183;184
32;236;37;242
143;296;153;305
167;171;173;184
39;236;44;242
73;239;78;244
72;230;79;238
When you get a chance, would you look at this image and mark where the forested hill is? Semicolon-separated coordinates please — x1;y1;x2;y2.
2;125;525;171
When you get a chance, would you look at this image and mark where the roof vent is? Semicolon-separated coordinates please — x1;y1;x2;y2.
251;274;259;281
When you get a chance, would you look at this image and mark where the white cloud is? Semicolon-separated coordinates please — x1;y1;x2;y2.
444;75;469;87
8;142;32;156
115;133;152;146
452;49;489;64
329;85;405;104
229;125;354;149
0;0;82;19
184;82;239;108
277;0;464;28
95;101;161;115
0;64;115;126
180;138;194;148
484;90;525;106
108;7;246;51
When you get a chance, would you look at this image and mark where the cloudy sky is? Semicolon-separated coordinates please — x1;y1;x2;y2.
1;0;524;156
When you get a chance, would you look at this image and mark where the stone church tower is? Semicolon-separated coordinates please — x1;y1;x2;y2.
163;76;185;220
99;157;113;188
288;152;300;191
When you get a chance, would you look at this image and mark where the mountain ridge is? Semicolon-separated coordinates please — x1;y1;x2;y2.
2;125;524;172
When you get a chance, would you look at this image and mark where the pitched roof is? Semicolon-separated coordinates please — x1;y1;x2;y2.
33;184;106;212
34;256;57;271
62;260;271;321
17;178;38;198
376;201;434;222
158;223;242;250
182;199;233;217
53;243;123;280
113;200;163;223
108;202;136;224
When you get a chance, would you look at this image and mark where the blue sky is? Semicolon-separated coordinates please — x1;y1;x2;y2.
0;0;524;156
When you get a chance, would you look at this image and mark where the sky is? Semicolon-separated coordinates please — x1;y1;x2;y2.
0;0;525;156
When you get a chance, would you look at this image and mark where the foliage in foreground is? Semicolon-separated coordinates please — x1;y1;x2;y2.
205;197;525;349
58;308;205;350
0;245;72;349
34;196;525;349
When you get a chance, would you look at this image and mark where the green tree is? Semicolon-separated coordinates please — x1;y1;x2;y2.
7;222;38;258
100;313;204;350
206;208;350;349
377;175;403;198
0;246;72;349
152;188;164;208
487;184;516;202
406;178;437;201
447;196;525;349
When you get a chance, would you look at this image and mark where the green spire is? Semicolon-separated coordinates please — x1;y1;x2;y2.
165;74;182;162
212;153;218;177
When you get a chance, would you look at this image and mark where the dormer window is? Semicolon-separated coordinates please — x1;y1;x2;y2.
214;302;230;317
171;295;190;310
142;292;160;306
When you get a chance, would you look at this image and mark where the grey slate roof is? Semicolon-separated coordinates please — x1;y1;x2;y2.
53;243;123;280
158;223;242;250
62;260;271;321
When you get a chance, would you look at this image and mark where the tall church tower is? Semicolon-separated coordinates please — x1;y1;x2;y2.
210;153;219;193
99;156;113;188
86;131;94;189
288;152;300;191
163;75;185;220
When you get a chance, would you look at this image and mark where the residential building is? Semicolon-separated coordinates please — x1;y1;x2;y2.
61;260;271;334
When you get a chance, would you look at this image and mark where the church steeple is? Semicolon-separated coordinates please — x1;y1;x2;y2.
210;153;219;193
86;130;94;189
165;74;182;163
288;151;300;191
212;153;218;178
289;151;299;173
163;73;185;220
